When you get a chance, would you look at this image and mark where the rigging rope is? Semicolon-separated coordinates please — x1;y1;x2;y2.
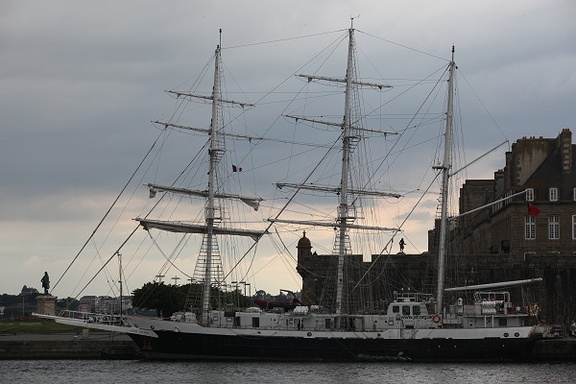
52;129;164;293
351;172;441;292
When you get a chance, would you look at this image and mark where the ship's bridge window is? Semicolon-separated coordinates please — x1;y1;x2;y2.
392;305;399;313
402;306;410;316
413;306;421;316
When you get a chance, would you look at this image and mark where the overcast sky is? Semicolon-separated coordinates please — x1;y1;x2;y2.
1;0;575;298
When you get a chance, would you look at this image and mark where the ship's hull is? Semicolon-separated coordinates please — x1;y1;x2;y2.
127;322;536;362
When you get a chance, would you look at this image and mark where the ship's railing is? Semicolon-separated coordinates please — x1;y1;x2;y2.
449;301;534;316
57;309;124;325
473;291;511;303
393;290;434;303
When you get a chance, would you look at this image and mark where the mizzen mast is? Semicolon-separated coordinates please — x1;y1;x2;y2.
434;47;456;313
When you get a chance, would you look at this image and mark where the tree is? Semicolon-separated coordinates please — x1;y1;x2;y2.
56;297;80;312
132;281;249;317
132;282;187;317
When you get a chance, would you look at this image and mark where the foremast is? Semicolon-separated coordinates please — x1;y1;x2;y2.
137;32;266;327
202;40;223;326
434;47;456;313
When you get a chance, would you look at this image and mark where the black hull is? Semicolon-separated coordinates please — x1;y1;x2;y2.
129;331;536;362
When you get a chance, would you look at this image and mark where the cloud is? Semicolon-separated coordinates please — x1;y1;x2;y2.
1;0;575;296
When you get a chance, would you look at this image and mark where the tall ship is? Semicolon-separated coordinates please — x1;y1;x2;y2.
36;22;542;361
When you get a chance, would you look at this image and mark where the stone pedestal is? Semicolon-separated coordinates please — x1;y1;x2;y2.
36;295;56;315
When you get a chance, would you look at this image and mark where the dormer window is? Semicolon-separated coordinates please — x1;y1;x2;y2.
526;188;534;202
549;187;558;202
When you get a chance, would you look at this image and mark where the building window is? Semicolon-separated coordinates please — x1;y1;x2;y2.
573;215;576;240
549;215;560;239
549;187;558;202
526;188;534;202
525;215;536;240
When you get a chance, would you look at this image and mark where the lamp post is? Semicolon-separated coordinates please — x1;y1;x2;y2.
238;282;251;307
231;281;238;307
245;283;252;305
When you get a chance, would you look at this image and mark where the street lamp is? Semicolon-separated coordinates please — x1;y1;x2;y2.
238;282;252;307
231;281;239;306
245;283;252;305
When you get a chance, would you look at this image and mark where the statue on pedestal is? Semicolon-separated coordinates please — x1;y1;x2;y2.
41;271;50;295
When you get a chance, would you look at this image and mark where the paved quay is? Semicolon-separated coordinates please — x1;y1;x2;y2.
0;331;138;359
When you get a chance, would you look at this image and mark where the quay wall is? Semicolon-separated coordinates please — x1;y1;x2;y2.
0;332;138;359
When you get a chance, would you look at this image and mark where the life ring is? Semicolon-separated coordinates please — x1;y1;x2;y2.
432;314;442;323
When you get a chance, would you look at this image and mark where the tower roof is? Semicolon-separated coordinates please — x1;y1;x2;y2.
297;231;311;248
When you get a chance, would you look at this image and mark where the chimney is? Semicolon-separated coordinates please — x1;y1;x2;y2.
559;128;572;174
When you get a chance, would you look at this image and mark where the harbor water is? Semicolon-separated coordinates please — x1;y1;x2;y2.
1;360;575;384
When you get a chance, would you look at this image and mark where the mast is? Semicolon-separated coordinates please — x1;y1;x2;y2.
136;30;266;326
201;32;224;326
269;19;394;320
118;252;122;319
334;22;356;316
435;47;456;313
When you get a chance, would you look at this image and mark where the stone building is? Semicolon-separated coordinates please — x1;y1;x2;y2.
446;128;576;257
297;129;576;326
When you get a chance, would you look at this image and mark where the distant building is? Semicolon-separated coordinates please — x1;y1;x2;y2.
78;296;97;313
20;285;39;296
78;295;132;314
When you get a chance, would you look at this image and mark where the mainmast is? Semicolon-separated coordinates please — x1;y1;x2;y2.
270;20;396;321
334;23;356;316
435;47;456;313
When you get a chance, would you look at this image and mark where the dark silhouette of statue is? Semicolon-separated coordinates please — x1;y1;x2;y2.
41;271;50;294
399;238;406;253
